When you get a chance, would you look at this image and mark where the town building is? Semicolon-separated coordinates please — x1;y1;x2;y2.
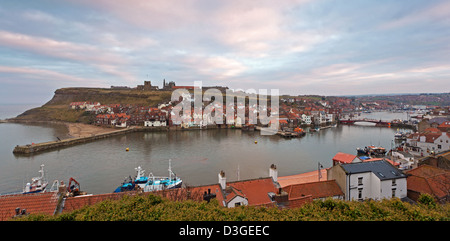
283;180;344;205
406;127;450;154
137;81;159;90
405;165;450;203
327;160;407;201
332;152;360;166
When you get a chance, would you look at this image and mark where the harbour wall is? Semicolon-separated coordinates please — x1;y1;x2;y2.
13;128;136;154
12;125;222;155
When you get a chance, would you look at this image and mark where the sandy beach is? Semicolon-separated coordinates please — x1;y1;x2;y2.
66;123;114;138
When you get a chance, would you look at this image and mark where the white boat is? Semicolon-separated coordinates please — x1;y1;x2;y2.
23;164;48;194
144;160;182;192
114;160;182;193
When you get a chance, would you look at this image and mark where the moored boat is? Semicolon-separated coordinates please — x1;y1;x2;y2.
144;160;182;192
356;146;386;157
114;160;182;193
23;164;48;194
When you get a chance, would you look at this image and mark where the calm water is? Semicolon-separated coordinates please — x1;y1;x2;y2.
0;111;403;195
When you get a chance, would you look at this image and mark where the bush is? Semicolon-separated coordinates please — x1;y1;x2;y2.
418;193;437;209
18;194;450;221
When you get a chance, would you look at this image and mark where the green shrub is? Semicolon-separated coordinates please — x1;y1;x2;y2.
18;194;450;221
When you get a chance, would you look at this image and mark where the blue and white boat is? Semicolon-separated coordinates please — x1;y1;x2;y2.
144;160;182;192
23;164;48;194
114;160;182;193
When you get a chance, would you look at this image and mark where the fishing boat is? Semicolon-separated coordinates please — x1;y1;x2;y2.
356;146;387;157
356;147;368;156
394;132;406;140
367;146;387;157
394;129;410;140
23;164;48;194
144;160;182;192
114;160;182;193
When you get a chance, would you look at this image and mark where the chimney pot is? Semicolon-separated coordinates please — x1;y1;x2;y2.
269;164;278;182
219;170;227;190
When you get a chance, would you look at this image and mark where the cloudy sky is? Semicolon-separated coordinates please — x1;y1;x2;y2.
0;0;449;104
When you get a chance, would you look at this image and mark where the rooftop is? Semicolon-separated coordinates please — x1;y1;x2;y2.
278;169;327;188
0;192;59;221
405;165;450;200
341;160;406;180
226;177;279;206
332;152;357;164
284;180;344;200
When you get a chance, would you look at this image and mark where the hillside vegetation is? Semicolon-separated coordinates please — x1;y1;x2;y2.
20;193;450;221
13;88;173;122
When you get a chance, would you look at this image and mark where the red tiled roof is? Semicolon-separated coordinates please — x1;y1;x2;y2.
332;152;357;164
284;180;344;200
405;165;450;200
0;192;59;221
287;195;313;208
422;133;442;143
227;177;278;206
423;127;442;134
438;121;450;128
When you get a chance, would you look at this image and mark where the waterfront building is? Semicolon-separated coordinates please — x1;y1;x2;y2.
301;114;312;125
327;160;407;201
407;127;450;154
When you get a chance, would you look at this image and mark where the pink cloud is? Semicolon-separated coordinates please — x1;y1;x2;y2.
0;65;105;86
0;30;138;83
0;30;126;65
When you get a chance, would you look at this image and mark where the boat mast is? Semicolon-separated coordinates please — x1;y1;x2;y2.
168;159;172;180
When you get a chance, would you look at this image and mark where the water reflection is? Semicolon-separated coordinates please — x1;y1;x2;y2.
0;122;398;194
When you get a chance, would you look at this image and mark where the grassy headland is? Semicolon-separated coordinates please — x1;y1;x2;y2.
12;88;173;123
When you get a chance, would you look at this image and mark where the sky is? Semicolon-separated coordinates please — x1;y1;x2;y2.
0;0;449;104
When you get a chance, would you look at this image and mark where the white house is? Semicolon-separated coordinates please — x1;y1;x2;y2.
218;171;248;208
408;130;450;154
327;160;407;201
144;120;166;127
301;114;312;125
391;151;415;170
434;132;450;151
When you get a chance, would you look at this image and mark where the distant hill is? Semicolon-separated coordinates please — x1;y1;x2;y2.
13;87;173;123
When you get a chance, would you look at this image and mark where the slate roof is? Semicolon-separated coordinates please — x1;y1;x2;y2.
340;160;406;180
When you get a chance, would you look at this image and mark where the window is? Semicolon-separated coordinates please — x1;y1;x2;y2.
438;145;442;149
358;188;363;200
392;188;396;197
358;177;363;185
392;179;396;186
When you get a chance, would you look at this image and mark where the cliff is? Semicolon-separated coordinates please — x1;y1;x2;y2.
13;87;172;123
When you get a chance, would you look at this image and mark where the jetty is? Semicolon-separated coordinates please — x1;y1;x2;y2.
13;128;135;154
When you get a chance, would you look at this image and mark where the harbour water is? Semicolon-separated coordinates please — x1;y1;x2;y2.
0;108;405;195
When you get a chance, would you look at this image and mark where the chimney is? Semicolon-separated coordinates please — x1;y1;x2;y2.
58;181;67;195
219;170;226;190
269;164;278;182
